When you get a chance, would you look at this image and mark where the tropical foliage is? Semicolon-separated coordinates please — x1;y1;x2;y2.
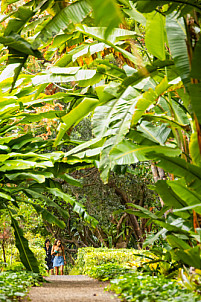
1;0;201;278
0;271;41;302
74;247;153;276
108;273;200;302
75;247;201;300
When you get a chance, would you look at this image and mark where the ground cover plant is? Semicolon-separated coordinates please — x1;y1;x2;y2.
108;273;201;302
74;247;201;300
0;271;41;302
1;245;47;275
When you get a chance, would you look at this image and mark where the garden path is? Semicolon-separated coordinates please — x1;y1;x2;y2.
25;275;120;302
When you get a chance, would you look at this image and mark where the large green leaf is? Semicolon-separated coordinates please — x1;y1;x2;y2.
0;159;53;171
88;0;122;39
15;110;65;124
188;83;201;125
134;0;168;13
131;76;170;126
93;86;141;182
77;25;138;44
54;42;112;67
24;188;69;219
8;134;42;149
0;33;42;57
143;114;189;131
147;153;201;191
126;203;161;220
137;121;171;145
124;4;146;26
126;203;189;235
109;140;181;165
47;188;98;227
169;243;201;269
92;86;139;138
55;97;99;146
4;6;34;35
32;68;101;87
0;95;59;121
166;234;191;250
5;172;53;184
153;180;190;218
33;0;91;49
11;215;40;273
191;37;201;80
0;190;14;202
64;137;104;157
76;25;139;64
120;60;174;90
166;14;190;87
145;11;166;60
29;203;66;229
95;77;173;182
168;180;201;215
133;0;201;15
59;174;83;187
189;121;201;166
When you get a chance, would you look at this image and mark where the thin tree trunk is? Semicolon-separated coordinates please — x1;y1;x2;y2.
109;181;144;248
151;163;165;207
2;240;7;266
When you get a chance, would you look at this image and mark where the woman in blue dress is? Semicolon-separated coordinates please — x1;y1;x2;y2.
51;239;66;275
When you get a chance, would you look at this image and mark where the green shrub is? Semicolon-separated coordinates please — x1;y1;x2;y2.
75;247;153;275
107;273;201;302
0;271;41;302
4;261;25;272
1;246;47;275
86;262;134;281
69;266;80;275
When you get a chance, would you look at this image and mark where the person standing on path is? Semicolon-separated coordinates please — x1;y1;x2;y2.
44;239;54;275
51;239;66;275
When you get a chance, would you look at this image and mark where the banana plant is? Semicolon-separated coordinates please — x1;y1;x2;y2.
0;75;98;272
2;0;201;270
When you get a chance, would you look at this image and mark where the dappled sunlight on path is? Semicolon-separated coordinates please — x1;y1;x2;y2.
25;275;120;302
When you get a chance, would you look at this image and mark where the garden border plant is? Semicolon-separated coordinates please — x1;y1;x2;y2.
0;271;42;302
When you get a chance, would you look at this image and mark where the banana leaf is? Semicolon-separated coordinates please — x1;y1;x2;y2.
24;188;69;219
153;180;190;218
28;202;66;229
33;0;91;49
188;83;201;125
146;153;201;191
109;140;181;165
47;188;98;228
124;203;190;235
11;215;40;273
55;97;99;146
137;121;171;145
120;60;174;89
88;0;122;39
166;14;190;87
4;6;34;35
145;11;166;60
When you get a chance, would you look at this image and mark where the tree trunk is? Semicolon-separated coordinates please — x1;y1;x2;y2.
109;181;144;248
2;240;7;266
151;163;165;207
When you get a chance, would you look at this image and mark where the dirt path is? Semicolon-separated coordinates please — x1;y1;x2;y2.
25;275;120;302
